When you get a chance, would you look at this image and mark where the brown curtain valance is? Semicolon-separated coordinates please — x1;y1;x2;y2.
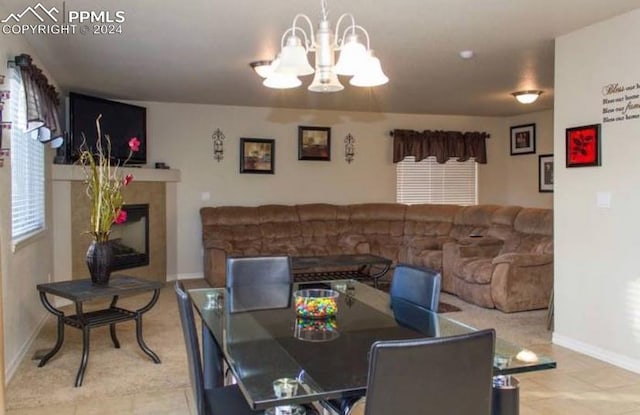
392;129;490;164
13;54;62;144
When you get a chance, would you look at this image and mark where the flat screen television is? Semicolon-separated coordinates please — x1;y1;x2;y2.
68;92;147;165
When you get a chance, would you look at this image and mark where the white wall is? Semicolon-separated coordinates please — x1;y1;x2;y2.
0;24;56;379
142;102;549;278
553;8;640;372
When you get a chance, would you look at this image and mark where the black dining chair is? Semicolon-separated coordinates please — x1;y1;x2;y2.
174;282;262;415
226;255;293;287
363;329;496;415
390;297;440;337
389;264;441;312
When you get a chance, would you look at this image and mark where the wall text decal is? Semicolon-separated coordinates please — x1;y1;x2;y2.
602;81;640;123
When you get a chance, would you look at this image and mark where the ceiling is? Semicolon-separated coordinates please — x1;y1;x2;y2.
4;0;639;116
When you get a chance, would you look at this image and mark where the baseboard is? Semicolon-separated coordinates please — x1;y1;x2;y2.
169;272;204;281
5;313;50;384
553;333;640;374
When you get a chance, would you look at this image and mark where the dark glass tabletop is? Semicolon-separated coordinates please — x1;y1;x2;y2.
190;280;555;409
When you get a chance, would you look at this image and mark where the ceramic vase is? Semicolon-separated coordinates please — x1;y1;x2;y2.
86;240;113;285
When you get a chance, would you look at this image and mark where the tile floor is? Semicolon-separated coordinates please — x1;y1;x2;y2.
6;283;640;415
8;339;640;414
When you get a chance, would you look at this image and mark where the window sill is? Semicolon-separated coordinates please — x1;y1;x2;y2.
12;228;47;253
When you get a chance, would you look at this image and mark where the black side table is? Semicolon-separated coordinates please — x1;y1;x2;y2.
36;275;163;387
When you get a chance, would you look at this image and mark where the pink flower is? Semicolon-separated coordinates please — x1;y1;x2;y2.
128;137;141;152
124;174;134;186
114;209;128;224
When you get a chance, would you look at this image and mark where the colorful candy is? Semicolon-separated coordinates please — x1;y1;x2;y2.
294;289;339;318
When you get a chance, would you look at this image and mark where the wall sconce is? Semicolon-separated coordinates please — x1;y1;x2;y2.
344;133;355;163
512;90;543;104
211;128;225;162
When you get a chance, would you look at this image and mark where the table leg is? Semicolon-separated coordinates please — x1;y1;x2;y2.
109;324;120;349
134;289;161;363
75;326;90;387
37;292;65;367
202;324;224;388
369;263;391;288
109;296;120;348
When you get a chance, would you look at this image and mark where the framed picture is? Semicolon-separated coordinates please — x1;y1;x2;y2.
566;124;601;167
298;126;331;161
510;124;536;155
538;154;554;193
240;138;275;174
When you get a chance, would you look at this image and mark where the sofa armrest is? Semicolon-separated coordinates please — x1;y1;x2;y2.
203;239;232;251
492;253;553;267
490;253;553;312
203;246;228;287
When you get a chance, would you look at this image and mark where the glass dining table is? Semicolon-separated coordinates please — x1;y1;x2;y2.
189;280;556;411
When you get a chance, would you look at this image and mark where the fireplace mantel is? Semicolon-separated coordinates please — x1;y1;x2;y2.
52;164;181;183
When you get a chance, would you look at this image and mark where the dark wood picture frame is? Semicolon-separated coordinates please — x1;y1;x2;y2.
538;154;553;193
510;123;536;155
565;124;601;167
240;138;275;174
298;126;331;161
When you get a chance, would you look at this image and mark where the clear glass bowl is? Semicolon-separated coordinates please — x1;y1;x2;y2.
294;317;340;342
293;288;339;319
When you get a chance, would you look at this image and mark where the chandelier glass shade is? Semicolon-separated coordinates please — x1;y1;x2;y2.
253;0;388;93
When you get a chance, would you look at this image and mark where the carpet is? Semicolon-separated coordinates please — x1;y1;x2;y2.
374;281;461;313
6;287;192;410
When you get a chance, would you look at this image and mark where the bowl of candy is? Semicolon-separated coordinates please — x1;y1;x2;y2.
294;317;339;342
294;289;339;319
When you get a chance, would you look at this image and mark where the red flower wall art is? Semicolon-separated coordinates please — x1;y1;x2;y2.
566;124;601;167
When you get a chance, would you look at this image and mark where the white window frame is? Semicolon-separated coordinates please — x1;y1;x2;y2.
396;156;478;205
9;67;46;246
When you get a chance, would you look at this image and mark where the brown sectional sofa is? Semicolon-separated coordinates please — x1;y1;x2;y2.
200;203;553;312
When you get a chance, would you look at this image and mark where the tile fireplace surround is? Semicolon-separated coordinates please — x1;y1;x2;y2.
51;165;180;286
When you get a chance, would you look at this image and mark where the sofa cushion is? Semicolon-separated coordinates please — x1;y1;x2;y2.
258;205;303;253
346;204;407;259
449;205;500;240
296;204;350;253
404;204;460;238
454;257;494;284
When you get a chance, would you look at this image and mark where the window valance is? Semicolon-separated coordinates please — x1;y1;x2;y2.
11;54;63;145
392;129;490;164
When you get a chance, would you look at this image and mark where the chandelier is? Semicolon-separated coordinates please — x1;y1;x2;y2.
250;0;388;92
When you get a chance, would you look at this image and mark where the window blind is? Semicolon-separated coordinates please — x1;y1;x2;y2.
10;67;45;240
396;156;477;205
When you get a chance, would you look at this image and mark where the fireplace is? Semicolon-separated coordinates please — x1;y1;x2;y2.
110;204;150;271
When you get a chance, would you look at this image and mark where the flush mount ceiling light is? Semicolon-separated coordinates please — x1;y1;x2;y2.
253;0;388;92
512;90;543;104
